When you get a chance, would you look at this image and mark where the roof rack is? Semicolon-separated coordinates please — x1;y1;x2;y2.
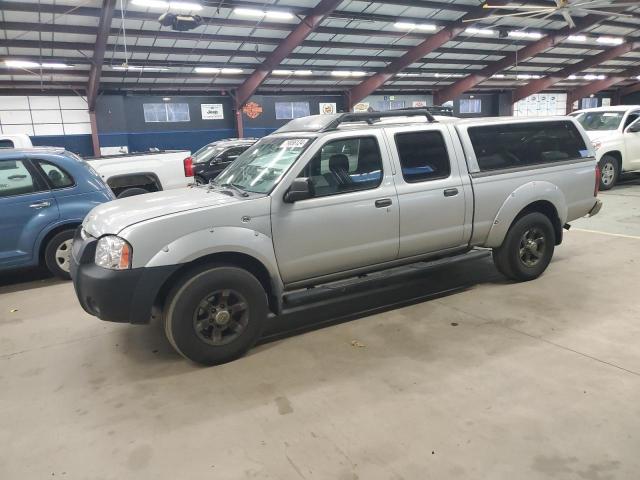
320;108;437;132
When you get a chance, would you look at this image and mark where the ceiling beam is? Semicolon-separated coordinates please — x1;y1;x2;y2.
347;5;492;107
434;15;604;104
86;0;116;111
234;0;342;107
512;42;640;103
567;65;640;108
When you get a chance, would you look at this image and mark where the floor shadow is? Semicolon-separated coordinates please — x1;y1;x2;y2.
0;267;63;293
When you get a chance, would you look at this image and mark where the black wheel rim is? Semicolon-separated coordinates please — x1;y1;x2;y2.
192;289;249;346
519;227;546;267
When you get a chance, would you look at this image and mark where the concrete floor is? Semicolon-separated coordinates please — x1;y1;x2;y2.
1;178;640;479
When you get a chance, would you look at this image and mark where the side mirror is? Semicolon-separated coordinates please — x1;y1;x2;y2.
284;177;314;203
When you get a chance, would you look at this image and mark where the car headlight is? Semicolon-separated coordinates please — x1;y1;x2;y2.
592;140;602;151
95;235;132;270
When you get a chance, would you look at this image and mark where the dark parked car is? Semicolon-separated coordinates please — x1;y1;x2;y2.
0;148;114;279
190;138;257;184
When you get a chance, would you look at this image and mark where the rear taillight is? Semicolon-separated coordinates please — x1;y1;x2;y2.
183;156;194;177
594;164;601;197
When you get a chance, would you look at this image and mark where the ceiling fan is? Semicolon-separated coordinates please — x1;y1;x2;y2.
464;0;638;28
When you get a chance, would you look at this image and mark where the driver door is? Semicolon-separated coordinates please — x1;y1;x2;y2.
624;114;640;169
271;132;399;286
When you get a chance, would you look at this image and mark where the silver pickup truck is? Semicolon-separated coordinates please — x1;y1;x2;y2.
70;110;601;365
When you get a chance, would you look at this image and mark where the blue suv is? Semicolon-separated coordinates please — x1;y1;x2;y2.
0;148;114;279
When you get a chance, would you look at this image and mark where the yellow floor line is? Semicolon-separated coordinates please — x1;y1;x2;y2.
572;228;640;240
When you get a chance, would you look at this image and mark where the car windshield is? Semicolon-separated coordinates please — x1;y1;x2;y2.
573;111;625;131
213;137;313;194
193;145;225;163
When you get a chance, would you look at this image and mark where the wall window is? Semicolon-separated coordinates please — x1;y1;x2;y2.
395;131;451;182
299;136;383;197
0;160;39;197
0;95;90;136
143;103;190;123
468;121;589;172
275;102;310;120
581;97;598;109
460;98;482;114
36;161;74;189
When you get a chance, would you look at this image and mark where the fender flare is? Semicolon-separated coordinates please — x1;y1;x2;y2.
144;225;284;294
484;181;568;248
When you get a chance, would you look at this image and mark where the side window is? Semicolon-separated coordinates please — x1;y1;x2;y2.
222;147;246;161
36;161;74;189
0;139;15;148
468;121;588;172
299;136;383;197
0;160;39;197
624;113;640;129
395;131;451;182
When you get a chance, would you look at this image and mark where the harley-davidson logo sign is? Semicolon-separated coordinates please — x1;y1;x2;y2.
243;102;263;119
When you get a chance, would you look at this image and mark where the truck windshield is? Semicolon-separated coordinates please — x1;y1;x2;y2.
573;111;624;131
213;137;312;193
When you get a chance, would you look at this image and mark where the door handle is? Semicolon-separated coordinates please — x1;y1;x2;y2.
8;174;27;180
375;198;393;208
443;188;459;197
29;201;51;209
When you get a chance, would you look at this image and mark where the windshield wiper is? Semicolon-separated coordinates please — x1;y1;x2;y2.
219;183;250;197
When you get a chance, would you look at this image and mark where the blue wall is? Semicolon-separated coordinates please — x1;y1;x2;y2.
31;134;94;157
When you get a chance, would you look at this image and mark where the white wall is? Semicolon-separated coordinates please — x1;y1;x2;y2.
513;93;568;117
0;95;91;136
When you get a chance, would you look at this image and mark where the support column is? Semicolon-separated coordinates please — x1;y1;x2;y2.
235;105;244;139
89;110;100;157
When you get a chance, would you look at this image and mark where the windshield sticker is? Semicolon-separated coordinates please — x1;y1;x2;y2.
281;139;308;149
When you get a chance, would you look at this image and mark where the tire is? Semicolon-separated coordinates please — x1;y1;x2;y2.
44;229;75;280
117;187;149;198
194;175;207;185
599;155;619;191
492;212;556;282
164;264;268;365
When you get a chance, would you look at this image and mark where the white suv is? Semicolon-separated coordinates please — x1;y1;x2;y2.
571;105;640;189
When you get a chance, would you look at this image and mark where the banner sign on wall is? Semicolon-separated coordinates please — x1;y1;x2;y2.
319;103;337;115
353;103;370;113
412;100;427;108
201;104;224;120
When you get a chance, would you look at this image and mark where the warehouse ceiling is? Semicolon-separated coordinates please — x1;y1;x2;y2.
0;0;639;100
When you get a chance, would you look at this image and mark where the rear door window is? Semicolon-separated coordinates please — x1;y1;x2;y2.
468;121;589;172
0;139;15;148
394;130;451;182
36;161;75;189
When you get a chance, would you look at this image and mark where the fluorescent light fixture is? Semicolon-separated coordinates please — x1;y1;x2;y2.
331;71;367;77
597;36;624;45
394;22;436;31
567;35;587;42
516;74;541;80
234;7;293;19
41;63;71;69
194;67;242;74
112;65;169;71
637;75;640;81
4;60;40;68
508;31;542;40
397;72;420;77
131;0;202;10
220;68;242;74
568;74;577;80
294;70;313;76
272;70;293;75
492;74;505;78
465;27;495;36
162;97;171;101
584;74;606;80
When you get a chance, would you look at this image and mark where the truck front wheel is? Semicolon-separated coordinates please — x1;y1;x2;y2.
599;155;619;190
163;265;268;365
492;212;556;282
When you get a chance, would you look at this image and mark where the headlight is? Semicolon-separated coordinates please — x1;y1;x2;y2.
95;235;132;270
592;140;602;151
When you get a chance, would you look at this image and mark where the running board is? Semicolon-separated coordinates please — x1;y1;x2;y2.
281;249;491;309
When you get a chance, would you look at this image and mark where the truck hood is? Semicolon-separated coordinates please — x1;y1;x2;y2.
83;186;243;236
583;130;619;143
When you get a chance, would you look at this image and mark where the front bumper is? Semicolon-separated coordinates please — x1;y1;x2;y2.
589;198;603;217
70;228;179;324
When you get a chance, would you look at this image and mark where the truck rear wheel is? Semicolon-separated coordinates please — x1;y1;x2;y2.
599;155;619;190
164;265;268;365
492;212;555;282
